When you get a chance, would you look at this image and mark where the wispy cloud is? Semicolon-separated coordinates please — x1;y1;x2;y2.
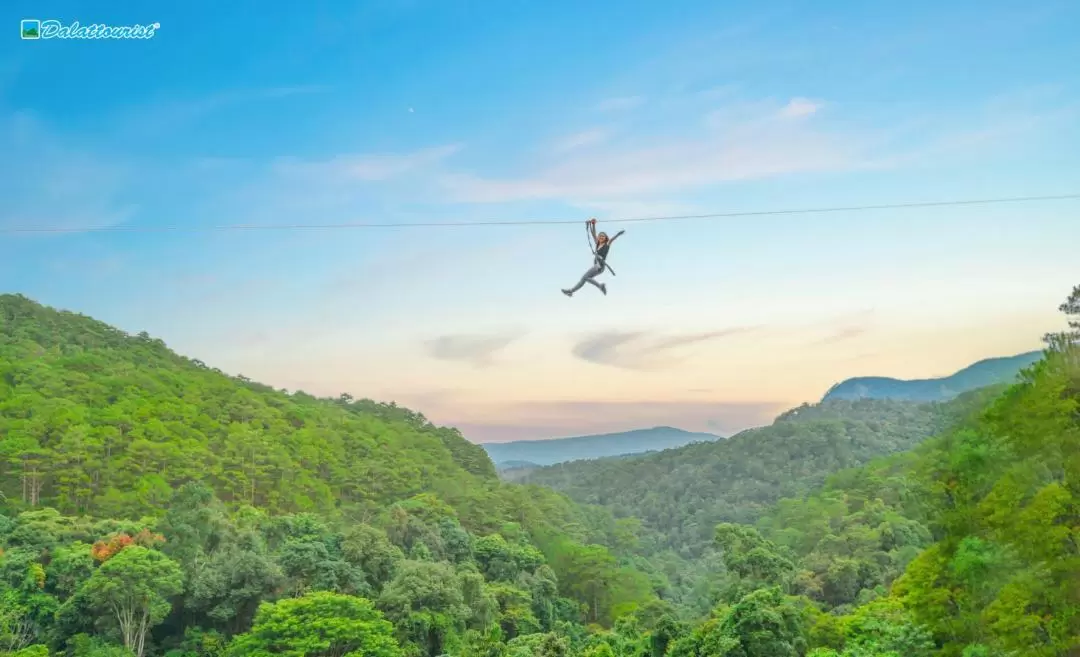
439;97;863;203
779;97;823;119
806;310;875;345
572;327;761;370
650;330;759;350
193;143;466;227
274;144;462;183
594;96;646;112
45;255;126;279
0;112;136;233
119;85;331;135
439;88;1075;208
425;331;523;367
551;128;611;153
861;86;1080;169
814;326;869;345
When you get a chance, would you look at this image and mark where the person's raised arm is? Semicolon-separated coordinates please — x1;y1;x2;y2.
609;229;626;244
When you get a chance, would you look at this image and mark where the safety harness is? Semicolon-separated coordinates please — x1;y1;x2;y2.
586;223;617;276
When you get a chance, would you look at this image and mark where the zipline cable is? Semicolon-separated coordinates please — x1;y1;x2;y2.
3;192;1079;235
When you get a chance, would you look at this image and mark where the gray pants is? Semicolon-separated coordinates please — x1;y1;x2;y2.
566;263;605;293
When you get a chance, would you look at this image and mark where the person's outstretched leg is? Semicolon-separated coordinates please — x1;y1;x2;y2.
563;265;603;296
585;279;607;295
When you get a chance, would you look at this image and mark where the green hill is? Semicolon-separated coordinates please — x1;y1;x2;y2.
483;427;722;467
748;343;1080;656
821;350;1042;402
520;397;978;557
2;288;1076;657
0;294;661;654
0;293;648;549
0;293;499;521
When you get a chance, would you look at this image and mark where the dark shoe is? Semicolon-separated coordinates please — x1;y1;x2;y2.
599;283;607;296
562;289;572;297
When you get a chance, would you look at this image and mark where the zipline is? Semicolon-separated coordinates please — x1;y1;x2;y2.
4;192;1079;235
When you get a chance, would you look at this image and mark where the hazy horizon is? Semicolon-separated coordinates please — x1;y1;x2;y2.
478;424;726;446
3;1;1077;443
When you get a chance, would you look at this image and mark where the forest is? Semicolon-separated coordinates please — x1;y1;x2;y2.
1;284;1078;657
520;396;965;556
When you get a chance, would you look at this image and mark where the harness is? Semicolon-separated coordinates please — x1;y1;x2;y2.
586;224;617;276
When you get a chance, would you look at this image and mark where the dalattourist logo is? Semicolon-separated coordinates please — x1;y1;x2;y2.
20;19;160;40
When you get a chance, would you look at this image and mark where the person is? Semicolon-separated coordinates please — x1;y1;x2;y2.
562;218;625;297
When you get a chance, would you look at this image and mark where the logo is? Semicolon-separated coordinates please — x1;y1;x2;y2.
19;19;160;41
20;19;40;39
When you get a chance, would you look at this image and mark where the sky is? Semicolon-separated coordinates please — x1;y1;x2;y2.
1;1;1078;443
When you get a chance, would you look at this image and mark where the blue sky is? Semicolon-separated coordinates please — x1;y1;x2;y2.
2;0;1078;442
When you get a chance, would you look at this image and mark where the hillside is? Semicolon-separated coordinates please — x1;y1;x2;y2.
0;294;662;649
496;462;543;483
482;426;722;467
821;350;1042;402
520;397;976;557
1;286;1076;657
0;294;499;521
0;293;655;550
748;340;1080;657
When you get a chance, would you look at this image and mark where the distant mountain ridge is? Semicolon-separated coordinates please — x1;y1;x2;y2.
822;350;1042;402
481;426;722;467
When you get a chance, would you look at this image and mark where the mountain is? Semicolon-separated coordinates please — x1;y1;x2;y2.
821;350;1042;402
481;426;722;467
519;396;988;556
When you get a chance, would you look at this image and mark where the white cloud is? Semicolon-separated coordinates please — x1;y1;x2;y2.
551;128;611;153
273;143;463;182
170;141;470;233
594;96;646;112
779;97;823;119
439;99;861;203
572;328;763;370
341;144;462;181
424;331;524;367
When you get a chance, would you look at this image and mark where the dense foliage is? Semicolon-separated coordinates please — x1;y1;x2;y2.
0;293;502;519
2;284;1077;657
522;398;957;557
0;486;654;657
0;294;646;555
0;294;657;655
